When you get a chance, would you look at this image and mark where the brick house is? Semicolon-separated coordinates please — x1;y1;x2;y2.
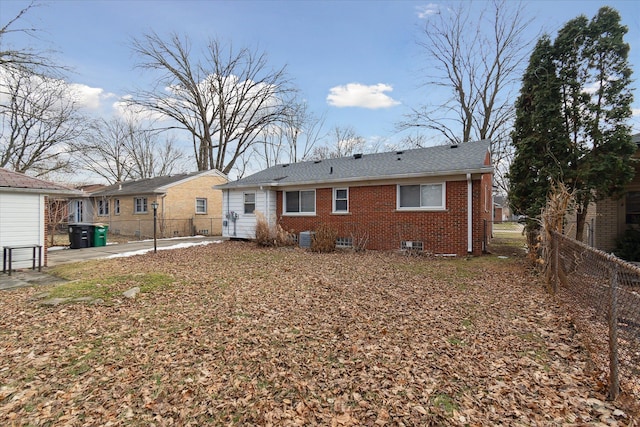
217;140;493;256
83;170;227;239
585;133;640;251
0;168;81;269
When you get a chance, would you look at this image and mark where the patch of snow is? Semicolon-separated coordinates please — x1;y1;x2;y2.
106;240;223;259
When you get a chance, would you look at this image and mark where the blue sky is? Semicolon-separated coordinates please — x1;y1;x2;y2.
2;0;640;175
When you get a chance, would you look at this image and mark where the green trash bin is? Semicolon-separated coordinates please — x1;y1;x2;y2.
93;224;108;247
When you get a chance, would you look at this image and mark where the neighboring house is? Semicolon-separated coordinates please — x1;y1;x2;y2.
217;140;493;256
0;168;81;269
85;170;227;239
67;184;107;224
493;195;512;222
590;133;640;251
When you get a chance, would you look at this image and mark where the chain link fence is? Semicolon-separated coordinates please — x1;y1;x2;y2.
549;230;640;401
103;217;223;240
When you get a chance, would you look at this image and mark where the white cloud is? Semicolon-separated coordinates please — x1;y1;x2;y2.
326;83;400;109
632;108;640;117
112;95;169;122
67;83;111;110
416;3;440;19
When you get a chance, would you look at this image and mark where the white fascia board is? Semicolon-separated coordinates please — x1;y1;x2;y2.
219;167;493;190
0;188;83;196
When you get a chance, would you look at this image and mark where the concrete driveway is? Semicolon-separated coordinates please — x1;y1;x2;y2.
1;236;226;290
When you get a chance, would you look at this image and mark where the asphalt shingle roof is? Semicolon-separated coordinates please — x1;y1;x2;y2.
0;168;78;194
220;139;492;189
89;172;202;197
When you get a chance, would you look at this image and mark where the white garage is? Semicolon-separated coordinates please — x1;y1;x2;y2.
0;168;79;272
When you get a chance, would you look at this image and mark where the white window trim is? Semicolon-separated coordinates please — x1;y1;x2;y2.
243;192;256;215
195;197;207;214
332;187;349;214
134;197;148;214
283;189;316;216
114;199;120;216
97;199;109;216
396;182;446;211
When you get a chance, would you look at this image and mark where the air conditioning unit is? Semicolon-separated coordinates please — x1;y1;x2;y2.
299;231;315;248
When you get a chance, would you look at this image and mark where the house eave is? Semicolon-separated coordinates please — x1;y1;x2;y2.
217;167;493;191
0;187;84;196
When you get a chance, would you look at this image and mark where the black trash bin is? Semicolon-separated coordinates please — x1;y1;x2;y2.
68;224;91;249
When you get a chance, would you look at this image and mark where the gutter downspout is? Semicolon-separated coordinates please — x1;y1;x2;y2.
261;186;269;229
467;173;473;254
226;190;230;236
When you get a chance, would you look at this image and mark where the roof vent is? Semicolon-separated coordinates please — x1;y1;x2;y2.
396;151;404;155
353;153;363;159
282;164;289;168
314;160;322;164
450;144;459;149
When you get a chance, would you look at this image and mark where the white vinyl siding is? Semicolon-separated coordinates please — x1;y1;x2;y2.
0;192;44;269
397;183;446;210
222;189;276;239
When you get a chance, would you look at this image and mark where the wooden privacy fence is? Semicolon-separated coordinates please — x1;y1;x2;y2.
548;230;640;401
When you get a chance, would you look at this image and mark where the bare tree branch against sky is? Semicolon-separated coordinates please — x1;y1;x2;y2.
1;0;638;182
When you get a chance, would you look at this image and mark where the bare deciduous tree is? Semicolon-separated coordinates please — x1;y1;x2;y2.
310;126;367;160
250;101;326;171
0;67;84;176
74;117;185;184
128;32;296;175
0;1;61;76
281;101;326;163
400;0;533;193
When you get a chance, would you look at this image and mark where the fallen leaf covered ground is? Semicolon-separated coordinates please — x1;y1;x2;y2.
0;241;637;426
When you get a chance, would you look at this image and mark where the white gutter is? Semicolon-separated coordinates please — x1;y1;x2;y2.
216;167;493;190
467;173;473;253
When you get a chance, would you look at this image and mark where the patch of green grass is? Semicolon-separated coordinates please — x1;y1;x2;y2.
432;393;459;416
447;336;465;346
46;273;174;301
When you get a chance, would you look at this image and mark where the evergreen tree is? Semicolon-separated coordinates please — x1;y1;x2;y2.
509;7;635;241
508;36;570;239
573;7;635;240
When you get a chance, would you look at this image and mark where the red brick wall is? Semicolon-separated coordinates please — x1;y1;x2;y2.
276;176;491;256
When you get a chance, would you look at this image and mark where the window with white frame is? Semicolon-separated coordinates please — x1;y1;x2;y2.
284;190;315;214
134;197;147;214
97;199;109;216
397;183;445;210
333;188;349;213
244;192;256;214
114;199;120;215
196;198;207;214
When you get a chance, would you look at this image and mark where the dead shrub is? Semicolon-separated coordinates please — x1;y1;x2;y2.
311;223;338;253
255;211;293;247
